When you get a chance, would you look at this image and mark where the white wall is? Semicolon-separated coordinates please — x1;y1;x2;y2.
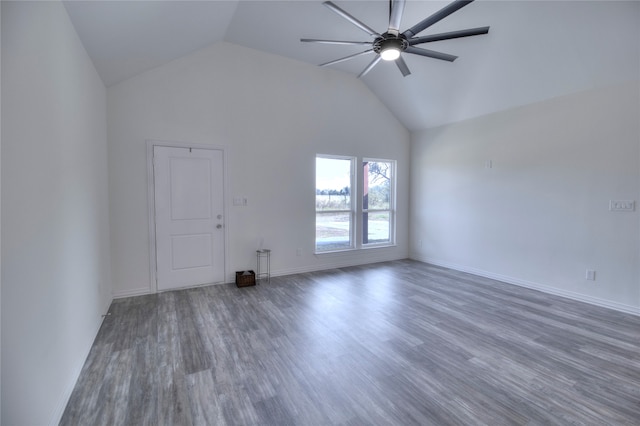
410;82;640;314
107;41;410;297
1;2;112;424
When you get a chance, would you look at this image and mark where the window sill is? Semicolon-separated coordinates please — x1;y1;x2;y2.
315;243;396;255
361;243;397;250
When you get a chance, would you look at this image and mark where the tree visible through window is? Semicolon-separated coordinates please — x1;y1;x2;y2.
315;155;395;253
363;160;393;245
315;156;354;252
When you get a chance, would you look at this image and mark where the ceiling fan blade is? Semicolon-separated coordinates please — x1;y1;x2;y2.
405;46;458;62
301;38;372;46
403;0;474;38
319;49;374;67
357;56;382;78
408;26;489;46
323;1;379;37
395;55;411;77
388;0;406;35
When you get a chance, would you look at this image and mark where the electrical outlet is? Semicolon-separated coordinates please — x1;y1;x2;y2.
296;248;302;256
586;269;596;281
609;200;635;212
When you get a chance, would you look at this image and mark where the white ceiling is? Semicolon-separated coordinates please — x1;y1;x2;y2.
63;0;640;130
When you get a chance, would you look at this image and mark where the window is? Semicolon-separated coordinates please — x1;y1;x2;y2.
315;155;355;252
363;159;394;246
315;155;395;253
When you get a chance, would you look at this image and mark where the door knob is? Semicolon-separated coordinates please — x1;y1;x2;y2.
216;224;223;229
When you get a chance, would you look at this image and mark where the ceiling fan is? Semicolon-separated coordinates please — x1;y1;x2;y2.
301;0;489;78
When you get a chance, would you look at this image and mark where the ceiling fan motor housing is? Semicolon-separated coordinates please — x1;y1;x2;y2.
373;33;409;55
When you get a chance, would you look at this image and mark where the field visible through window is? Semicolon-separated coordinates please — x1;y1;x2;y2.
315;156;393;251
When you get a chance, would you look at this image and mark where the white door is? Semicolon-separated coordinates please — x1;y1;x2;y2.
153;146;225;291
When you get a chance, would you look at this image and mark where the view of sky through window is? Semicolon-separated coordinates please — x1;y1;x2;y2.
316;157;350;192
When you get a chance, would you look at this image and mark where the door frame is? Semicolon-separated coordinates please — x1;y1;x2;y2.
146;139;229;292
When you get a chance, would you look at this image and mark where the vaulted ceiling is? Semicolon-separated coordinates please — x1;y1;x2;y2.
63;0;639;131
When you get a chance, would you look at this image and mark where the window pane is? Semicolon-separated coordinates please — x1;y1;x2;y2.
316;157;351;211
316;212;352;251
363;161;391;210
363;160;394;246
316;156;353;252
364;211;390;244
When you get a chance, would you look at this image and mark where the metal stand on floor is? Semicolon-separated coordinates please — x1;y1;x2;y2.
256;249;271;284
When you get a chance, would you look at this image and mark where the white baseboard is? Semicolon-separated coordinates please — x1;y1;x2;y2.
113;251;409;298
410;253;640;317
271;253;408;278
113;286;153;299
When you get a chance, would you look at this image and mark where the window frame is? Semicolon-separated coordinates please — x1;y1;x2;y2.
362;158;396;248
315;154;356;253
314;154;396;254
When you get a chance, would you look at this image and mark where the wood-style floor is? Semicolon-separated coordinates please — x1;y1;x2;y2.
61;260;640;425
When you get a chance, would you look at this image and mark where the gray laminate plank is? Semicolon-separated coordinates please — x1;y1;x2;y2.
60;260;640;425
123;337;159;426
185;369;225;425
252;395;297;425
175;291;213;375
91;348;134;425
157;292;194;426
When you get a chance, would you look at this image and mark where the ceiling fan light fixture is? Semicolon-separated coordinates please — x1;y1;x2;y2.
380;46;401;61
374;35;406;61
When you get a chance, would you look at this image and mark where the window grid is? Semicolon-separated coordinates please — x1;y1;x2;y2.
315;155;395;253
